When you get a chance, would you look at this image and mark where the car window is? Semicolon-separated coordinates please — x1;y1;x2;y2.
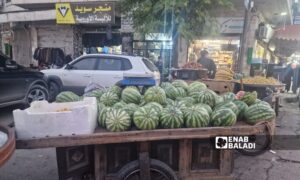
142;58;158;72
71;57;97;70
96;58;132;71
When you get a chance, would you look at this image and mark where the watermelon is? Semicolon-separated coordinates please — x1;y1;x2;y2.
160;107;184;128
172;80;188;90
222;92;236;102
98;107;112;128
144;86;167;105
160;82;172;89
168;101;187;111
183;106;210;128
215;95;224;104
100;92;119;106
214;101;239;115
211;108;237;126
258;101;271;107
176;97;195;107
145;102;163;114
193;103;212;115
244;104;275;125
109;85;122;97
133;107;159;130
139;95;147;106
240;91;257;106
121;87;142;104
164;85;179;100
122;103;139;118
113;101;127;109
192;89;216;107
187;81;207;95
254;99;261;104
84;89;105;102
232;100;248;120
166;98;175;105
56;91;81;102
125;86;139;92
176;87;187;98
105;109;131;132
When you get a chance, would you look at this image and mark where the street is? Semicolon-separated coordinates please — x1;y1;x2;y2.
0;96;300;180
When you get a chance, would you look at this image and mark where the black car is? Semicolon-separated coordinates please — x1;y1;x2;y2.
0;53;49;108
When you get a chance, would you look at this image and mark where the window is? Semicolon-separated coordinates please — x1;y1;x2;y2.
142;58;158;72
96;58;132;71
71;58;97;70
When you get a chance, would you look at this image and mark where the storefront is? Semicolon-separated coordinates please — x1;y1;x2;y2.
188;37;240;69
185;17;243;71
56;2;132;56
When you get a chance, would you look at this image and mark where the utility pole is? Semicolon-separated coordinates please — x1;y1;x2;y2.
238;0;253;73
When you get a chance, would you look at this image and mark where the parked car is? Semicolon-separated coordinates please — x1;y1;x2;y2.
0;53;49;108
42;54;161;101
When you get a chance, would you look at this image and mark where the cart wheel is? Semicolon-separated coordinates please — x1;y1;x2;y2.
237;133;272;156
117;159;179;180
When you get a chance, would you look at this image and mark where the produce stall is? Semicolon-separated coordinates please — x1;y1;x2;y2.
16;121;274;180
9;80;276;180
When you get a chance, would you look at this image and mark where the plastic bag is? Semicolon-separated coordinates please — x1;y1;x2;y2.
84;82;105;94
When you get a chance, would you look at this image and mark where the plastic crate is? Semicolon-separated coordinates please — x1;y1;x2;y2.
118;77;156;86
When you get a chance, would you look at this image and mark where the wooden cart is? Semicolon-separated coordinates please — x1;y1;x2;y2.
0;125;15;167
15;121;273;180
199;79;235;94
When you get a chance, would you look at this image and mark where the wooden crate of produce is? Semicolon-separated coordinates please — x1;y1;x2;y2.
199;79;235;94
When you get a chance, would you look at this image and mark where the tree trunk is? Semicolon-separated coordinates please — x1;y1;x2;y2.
172;32;179;68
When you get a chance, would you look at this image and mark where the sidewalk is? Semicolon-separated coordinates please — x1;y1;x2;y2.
234;95;300;180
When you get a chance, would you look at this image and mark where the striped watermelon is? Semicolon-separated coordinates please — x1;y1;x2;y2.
176;97;195;107
106;109;131;132
84;89;105;102
100;92;119;106
166;98;175;105
109;85;122;97
240;91;257;105
144;86;167;105
121;87;142;104
211;108;237;126
183;106;210;128
133;107;159;130
56;91;81;102
160;82;173;89
164;85;179;100
160;107;184;128
113;101;127;109
139;95;147;106
172;80;188;90
176;87;187;98
145;102;163;114
187;81;207;95
98;107;112;128
168;101;187;111
232;100;248;120
193;103;212;115
122;103;139;118
222;92;236;102
214;101;239;115
192;89;216;107
215;95;224;104
125;86;139;92
244;104;275;125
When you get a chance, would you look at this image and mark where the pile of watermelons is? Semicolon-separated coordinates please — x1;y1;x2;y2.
55;80;276;132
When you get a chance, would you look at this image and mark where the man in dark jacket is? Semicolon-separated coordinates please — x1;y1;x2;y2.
198;50;217;79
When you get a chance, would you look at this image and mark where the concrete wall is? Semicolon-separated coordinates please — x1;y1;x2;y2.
36;25;74;56
12;28;32;66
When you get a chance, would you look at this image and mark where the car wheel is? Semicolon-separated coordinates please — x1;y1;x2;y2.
49;81;60;102
26;84;49;105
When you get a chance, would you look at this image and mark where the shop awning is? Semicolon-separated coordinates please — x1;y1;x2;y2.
274;25;300;41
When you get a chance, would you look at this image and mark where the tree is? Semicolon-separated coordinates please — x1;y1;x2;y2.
121;0;232;67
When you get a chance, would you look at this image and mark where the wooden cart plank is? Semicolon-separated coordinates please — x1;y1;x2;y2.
16;122;272;149
178;139;192;179
94;145;106;180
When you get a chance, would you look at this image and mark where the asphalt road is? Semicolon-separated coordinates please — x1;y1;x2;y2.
1;96;300;180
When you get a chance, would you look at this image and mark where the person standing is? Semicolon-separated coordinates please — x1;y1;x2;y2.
198;50;217;79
